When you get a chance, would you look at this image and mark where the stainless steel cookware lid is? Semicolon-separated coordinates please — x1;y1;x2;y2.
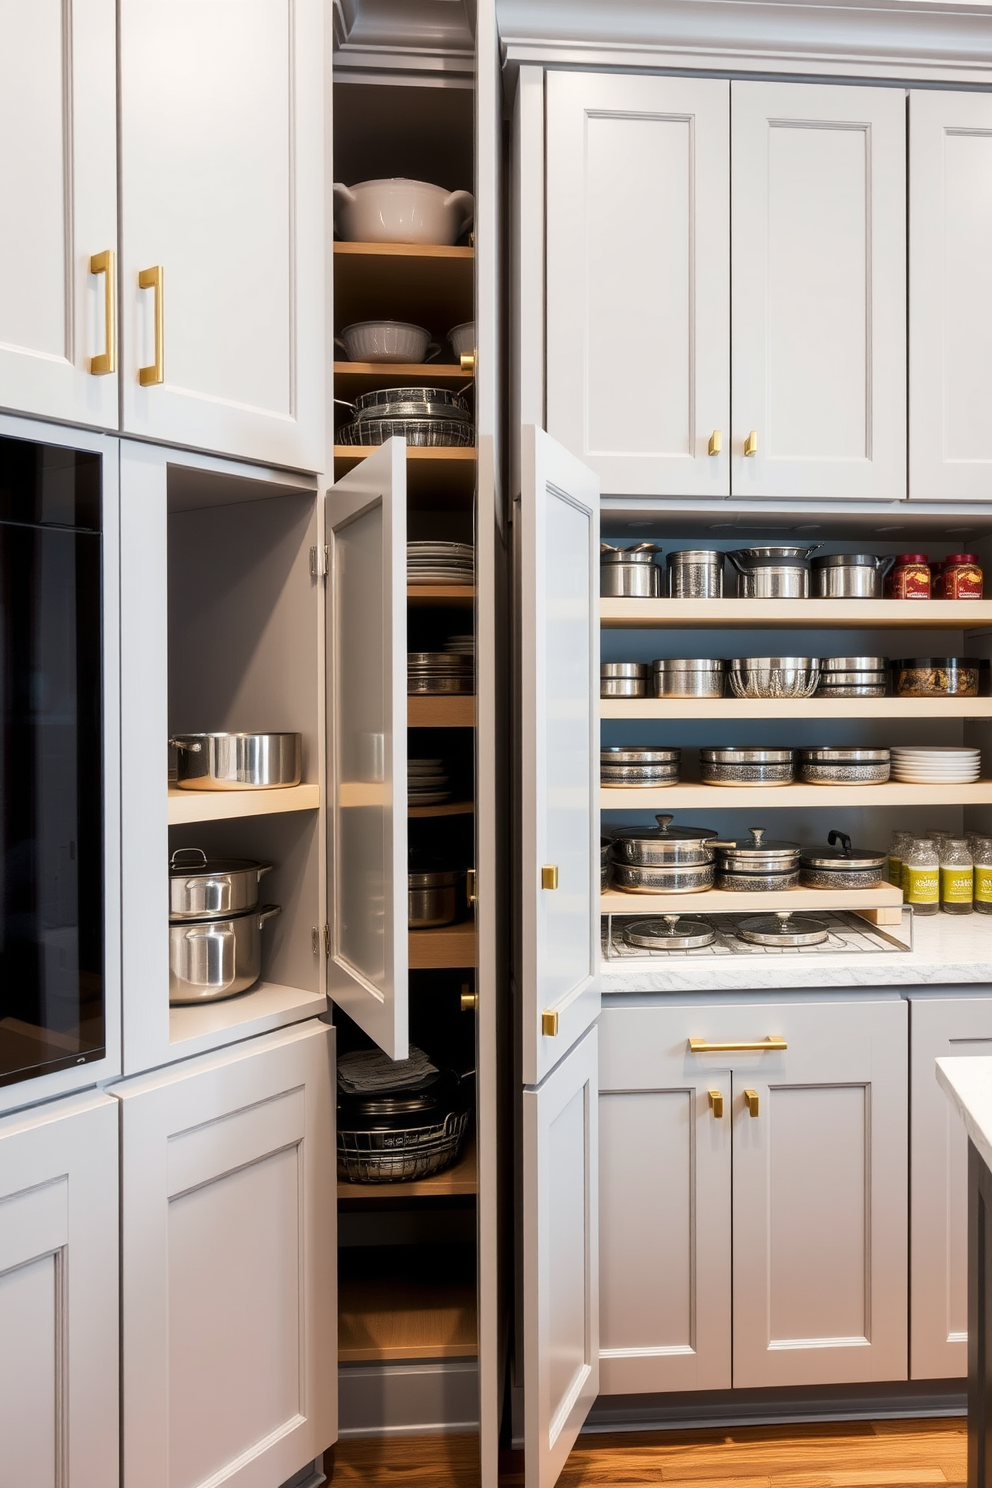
728;657;818;670
738;912;829;946
700;747;794;763
800;748;891;763
800;831;886;870
666;549;723;565
811;552;883;568
169;848;269;877
653;657;725;671
623;915;716;950
408;869;460;888
821;656;888;671
600;548;661;565
355;386;469;411
601;746;680;762
728;546;818;565
609;812;718;844
601;662;650;677
711;826;800;861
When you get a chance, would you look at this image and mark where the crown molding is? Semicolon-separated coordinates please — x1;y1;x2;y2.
333;0;475;66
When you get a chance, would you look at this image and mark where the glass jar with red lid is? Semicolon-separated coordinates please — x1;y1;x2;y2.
886;553;931;600
942;554;983;600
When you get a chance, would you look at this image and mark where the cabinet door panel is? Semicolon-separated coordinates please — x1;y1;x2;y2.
910;996;992;1380
119;0;323;469
326;439;408;1060
0;0;118;428
519;426;599;1087
731;81;906;500
0;1091;119;1488
524;1027;599;1488
117;1020;336;1488
910;92;992;500
731;1000;907;1387
546;73;730;497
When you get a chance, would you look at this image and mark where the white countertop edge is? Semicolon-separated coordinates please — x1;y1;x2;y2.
937;1057;992;1174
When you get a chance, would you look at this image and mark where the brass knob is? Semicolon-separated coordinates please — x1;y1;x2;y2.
708;430;722;456
541;865;559;890
743;430;758;457
708;1089;724;1119
460;985;478;1012
744;1089;760;1118
460;352;476;374
542;1011;559;1037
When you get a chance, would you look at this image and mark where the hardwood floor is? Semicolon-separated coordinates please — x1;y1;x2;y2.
324;1418;967;1488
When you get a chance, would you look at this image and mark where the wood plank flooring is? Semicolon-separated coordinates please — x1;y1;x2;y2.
324;1418;967;1488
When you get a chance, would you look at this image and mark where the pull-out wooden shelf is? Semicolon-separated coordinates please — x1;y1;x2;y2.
601;883;904;918
337;1135;477;1202
409;921;476;970
602;696;992;721
600;597;992;629
602;782;992;810
167;783;320;826
408;694;475;727
407;584;475;605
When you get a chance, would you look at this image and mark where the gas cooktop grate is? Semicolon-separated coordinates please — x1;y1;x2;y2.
602;909;912;959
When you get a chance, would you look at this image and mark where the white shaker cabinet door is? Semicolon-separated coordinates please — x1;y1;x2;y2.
910;92;992;501
519;426;600;1088
731;81;906;501
119;0;323;470
524;1026;599;1488
546;73;730;498
0;1091;119;1488
117;1020;336;1488
598;1005;732;1395
0;0;118;429
326;439;408;1060
731;1000;907;1388
909;995;992;1380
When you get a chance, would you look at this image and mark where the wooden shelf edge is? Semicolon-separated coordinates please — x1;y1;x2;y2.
599;597;992;628
334;445;477;462
407;584;475;600
601;781;992;809
600;883;904;915
408;694;476;728
334;361;471;378
600;697;992;719
167;783;320;825
337;1342;478;1364
333;241;474;260
408;800;475;818
409;922;477;970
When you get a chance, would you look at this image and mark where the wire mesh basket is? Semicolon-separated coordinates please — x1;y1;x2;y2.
337;1109;469;1184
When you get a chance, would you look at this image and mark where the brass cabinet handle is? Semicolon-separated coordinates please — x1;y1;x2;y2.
460;985;478;1012
708;430;722;456
743;430;758;457
466;867;478;906
138;265;164;386
460;352;476;374
708;1089;724;1119
688;1036;786;1053
541;865;559;890
89;250;116;375
744;1089;760;1118
542;1011;559;1037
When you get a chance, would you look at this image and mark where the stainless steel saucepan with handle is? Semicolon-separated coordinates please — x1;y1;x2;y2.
168;905;281;1004
170;732;302;790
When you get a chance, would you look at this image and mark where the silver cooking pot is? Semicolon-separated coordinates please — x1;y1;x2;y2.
711;826;801;874
408;869;460;929
727;546;819;599
810;553;894;599
170;732;302;790
609;813;718;867
601;543;662;598
169;905;281;1004
169;848;272;921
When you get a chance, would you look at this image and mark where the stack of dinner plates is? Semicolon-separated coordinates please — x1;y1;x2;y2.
890;746;982;783
407;651;475;694
407;541;475;585
408;758;451;806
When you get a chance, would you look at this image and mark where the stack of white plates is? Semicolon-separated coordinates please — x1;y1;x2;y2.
890;746;982;783
407;541;474;585
445;634;474;656
408;757;450;806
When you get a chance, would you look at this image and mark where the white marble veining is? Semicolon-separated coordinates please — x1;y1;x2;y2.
600;912;992;994
937;1056;992;1176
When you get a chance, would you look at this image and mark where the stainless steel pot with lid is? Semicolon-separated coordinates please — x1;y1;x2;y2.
810;553;894;599
609;812;719;866
169;847;273;921
601;543;662;598
728;546;819;599
799;830;887;889
711;826;801;872
601;542;661;565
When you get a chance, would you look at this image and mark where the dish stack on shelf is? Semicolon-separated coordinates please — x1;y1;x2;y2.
407;540;475;585
409;757;451;806
890;747;982;783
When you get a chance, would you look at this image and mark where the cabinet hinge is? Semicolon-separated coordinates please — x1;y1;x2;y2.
312;924;330;957
309;545;328;578
323;924;330;957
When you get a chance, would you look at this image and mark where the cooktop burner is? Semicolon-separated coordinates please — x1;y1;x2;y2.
602;909;912;959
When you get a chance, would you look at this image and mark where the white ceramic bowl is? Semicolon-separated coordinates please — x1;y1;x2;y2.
336;321;438;364
333;178;475;246
449;321;475;358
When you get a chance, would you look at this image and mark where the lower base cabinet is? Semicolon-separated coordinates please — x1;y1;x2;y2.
0;1089;120;1488
599;997;908;1395
115;1018;336;1488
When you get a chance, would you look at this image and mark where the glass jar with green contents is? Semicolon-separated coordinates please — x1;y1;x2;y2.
939;838;974;914
902;837;940;915
889;830;913;889
973;836;992;915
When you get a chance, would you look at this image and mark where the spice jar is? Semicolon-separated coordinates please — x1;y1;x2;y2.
943;554;984;600
939;838;974;915
902;837;939;914
886;553;931;600
889;830;913;888
973;836;992;915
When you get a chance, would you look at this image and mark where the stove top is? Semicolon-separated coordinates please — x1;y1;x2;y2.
602;909;912;960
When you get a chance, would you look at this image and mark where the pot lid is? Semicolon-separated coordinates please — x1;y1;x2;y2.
712;826;800;860
810;552;885;568
601;746;680;762
800;831;887;870
946;553;980;563
600;545;660;564
653;656;725;671
601;662;650;676
821;656;888;670
609;812;718;845
800;748;891;762
169;848;267;878
738;912;829;947
728;545;818;565
700;747;794;763
623;916;715;950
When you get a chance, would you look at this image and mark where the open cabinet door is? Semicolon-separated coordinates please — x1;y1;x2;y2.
519;426;601;1487
326;438;408;1059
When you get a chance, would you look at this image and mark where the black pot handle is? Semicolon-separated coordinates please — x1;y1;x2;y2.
828;829;853;858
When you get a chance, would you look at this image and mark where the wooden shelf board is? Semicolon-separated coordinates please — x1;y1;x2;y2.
334;444;475;465
599;597;992;629
407;584;475;604
408;800;475;819
168;982;325;1053
601;781;992;810
334;361;472;398
600;883;904;915
167;783;320;825
333;242;474;331
408;693;475;728
337;1135;477;1201
338;1274;477;1364
333;242;474;261
409;921;477;969
601;696;992;720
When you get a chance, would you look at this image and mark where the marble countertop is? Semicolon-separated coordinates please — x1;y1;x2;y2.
600;911;992;994
937;1056;992;1174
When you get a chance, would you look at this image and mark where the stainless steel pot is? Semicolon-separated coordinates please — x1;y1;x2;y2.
810;553;894;599
610;813;718;867
699;746;796;787
168;848;272;921
711;826;801;874
653;657;725;698
666;550;724;599
727;657;820;699
609;860;714;894
169;905;281;1004
728;546;819;599
408;870;460;928
799;830;887;889
601;544;662;598
171;732;302;790
601;662;649;698
799;748;891;785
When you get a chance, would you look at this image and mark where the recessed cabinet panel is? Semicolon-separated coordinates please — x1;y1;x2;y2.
0;0;118;427
546;73;730;496
731;81;906;500
910;92;992;500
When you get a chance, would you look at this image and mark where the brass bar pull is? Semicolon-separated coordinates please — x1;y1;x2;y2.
743;430;758;457
708;1089;724;1119
542;1011;559;1037
89;250;116;375
744;1089;760;1118
541;865;559;890
708;430;722;456
138;265;164;386
688;1036;786;1053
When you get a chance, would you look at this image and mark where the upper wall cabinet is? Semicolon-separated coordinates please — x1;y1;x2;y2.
118;0;324;471
731;82;906;502
0;0;119;430
910;91;992;502
545;74;730;498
